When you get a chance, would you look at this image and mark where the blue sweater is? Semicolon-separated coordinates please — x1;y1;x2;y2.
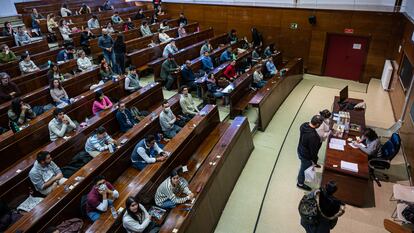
220;51;231;63
116;109;136;132
181;66;195;83
56;50;73;62
201;55;214;71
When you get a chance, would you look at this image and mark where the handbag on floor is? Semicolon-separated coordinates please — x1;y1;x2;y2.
304;165;317;184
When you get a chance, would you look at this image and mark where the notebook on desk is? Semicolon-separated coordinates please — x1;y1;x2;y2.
340;160;359;173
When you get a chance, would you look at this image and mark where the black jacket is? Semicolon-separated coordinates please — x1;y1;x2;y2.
297;122;321;161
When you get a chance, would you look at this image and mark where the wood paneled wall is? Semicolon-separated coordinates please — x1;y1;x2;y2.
388;14;414;180
165;3;403;83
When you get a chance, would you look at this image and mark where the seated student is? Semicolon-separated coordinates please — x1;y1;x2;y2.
31;8;44;36
80;27;95;55
177;24;187;38
48;108;76;141
155;5;165;16
159;100;182;139
158;28;172;43
206;73;224;99
150;14;159;24
353;128;381;159
134;9;146;20
0;72;21;103
123;196;159;233
228;29;238;44
116;101;137;132
50;78;70;106
264;43;276;57
154;168;194;209
15;26;31;46
47;13;58;35
251;48;261;65
140;21;152;36
265;57;277;76
200;40;212;56
78;3;92;15
162;40;178;58
85;126;115;157
160;55;179;91
87;15;100;29
220;47;232;63
223;60;237;81
179;86;199;118
29;151;67;195
125;65;141;92
100;60;115;83
92;90;113;115
105;22;115;35
316;109;331;142
58;19;73;44
77;50;93;71
179;12;188;26
131;134;168;170
0;44;17;63
181;60;198;91
160;19;170;31
47;63;65;83
8;97;36;127
111;11;124;25
19;53;40;74
100;0;114;11
86;175;119;221
2;21;15;36
60;3;72;17
123;18;135;31
201;51;214;72
56;45;75;62
253;66;267;88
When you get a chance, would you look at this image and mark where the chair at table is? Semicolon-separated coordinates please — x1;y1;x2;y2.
369;133;401;187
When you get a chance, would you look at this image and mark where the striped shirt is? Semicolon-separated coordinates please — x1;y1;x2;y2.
84;133;114;153
155;177;192;206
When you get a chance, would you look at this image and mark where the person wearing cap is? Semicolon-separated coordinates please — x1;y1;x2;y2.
296;115;324;191
0;72;20;103
160;55;179;90
162;40;178;58
301;180;345;233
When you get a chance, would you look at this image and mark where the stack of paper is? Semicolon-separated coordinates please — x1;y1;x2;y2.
329;138;346;151
340;160;359;172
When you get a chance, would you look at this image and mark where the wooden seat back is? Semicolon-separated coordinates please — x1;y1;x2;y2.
159;117;253;233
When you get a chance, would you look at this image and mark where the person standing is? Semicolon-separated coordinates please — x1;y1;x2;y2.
30;8;44;36
114;34;126;74
98;29;116;69
160;55;179;91
300;181;345;233
297;115;323;191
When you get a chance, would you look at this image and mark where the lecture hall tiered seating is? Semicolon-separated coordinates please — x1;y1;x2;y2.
0;0;307;232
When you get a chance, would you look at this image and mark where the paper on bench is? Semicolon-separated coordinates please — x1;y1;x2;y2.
340;160;358;172
329;143;344;151
330;138;346;145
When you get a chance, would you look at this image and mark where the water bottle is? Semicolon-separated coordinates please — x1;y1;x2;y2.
110;206;118;218
151;112;157;120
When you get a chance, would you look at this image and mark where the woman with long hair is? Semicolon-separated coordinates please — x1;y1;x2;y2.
49;78;70;106
8;97;36;126
100;60;115;83
47;63;64;83
122;196;158;233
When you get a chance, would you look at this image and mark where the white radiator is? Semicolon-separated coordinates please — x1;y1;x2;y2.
381;60;393;90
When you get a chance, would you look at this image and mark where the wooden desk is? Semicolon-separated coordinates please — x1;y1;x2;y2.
321;97;371;207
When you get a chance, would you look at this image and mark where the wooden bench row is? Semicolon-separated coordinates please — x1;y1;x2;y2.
4;82;169;232
15;0;108;14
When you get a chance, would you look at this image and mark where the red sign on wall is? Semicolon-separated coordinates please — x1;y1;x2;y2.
344;28;354;34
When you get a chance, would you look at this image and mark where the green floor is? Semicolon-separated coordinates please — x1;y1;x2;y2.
214;75;407;233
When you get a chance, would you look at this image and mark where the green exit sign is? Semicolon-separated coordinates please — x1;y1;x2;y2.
290;23;298;29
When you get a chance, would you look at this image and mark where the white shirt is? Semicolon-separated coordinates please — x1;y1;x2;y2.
60;7;72;17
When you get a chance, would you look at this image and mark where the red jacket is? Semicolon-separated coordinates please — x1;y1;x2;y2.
223;65;236;80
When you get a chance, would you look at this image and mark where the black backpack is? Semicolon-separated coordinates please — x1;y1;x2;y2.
298;190;320;225
402;204;414;223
